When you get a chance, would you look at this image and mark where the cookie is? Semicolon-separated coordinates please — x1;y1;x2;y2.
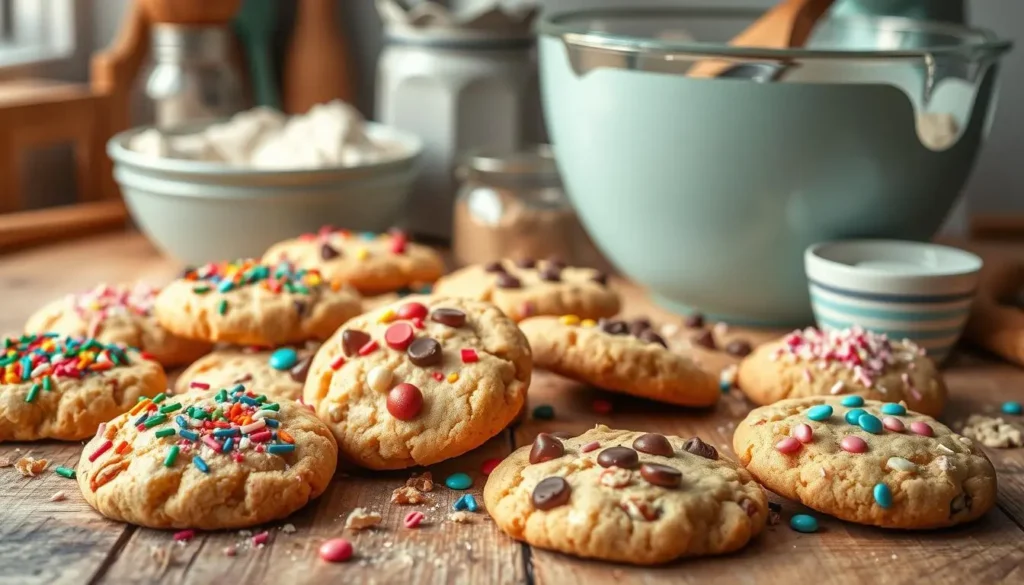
304;295;532;469
432;258;619;322
0;333;166;441
732;397;996;529
263;227;445;295
520;316;719;407
25;283;211;368
484;425;768;564
77;386;337;529
737;326;947;417
175;344;320;402
154;259;362;347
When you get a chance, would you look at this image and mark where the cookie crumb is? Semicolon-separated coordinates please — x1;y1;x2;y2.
49;491;67;502
345;507;382;530
449;511;473;524
223;545;237;557
961;414;1023;448
0;457;11;468
406;472;434;492
767;503;782;526
281;523;297;534
392;485;431;505
15;456;49;477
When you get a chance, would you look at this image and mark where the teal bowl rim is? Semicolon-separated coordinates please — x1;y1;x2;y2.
537;8;1013;61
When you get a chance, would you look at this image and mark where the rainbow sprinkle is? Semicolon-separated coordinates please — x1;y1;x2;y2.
182;260;324;296
68;283;160;337
772;326;922;388
2;333;139;394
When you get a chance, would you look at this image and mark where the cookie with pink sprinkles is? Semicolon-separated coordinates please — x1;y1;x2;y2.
737;326;947;417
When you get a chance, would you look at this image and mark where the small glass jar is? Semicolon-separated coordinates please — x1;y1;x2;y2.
452;145;606;268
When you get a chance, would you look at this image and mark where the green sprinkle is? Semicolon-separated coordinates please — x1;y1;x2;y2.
152;392;166;404
215;389;227;402
0;356;15;367
217;299;228;315
25;383;40;403
294;285;310;295
193;285;211;294
532;405;555;420
143;413;168;428
164;446;180;467
262;402;280;411
42;376;52;391
211;408;224;420
159;403;182;414
138;396;148;402
256;395;268;404
155;428;176;438
55;466;76;479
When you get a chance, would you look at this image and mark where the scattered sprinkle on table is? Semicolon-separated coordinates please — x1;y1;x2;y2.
453;493;478;512
173;529;196;542
445;472;473;490
790;514;819;533
1002;401;1023;415
54;466;76;479
318;538;353;563
404;511;425;528
532;405;555;420
481;458;501;475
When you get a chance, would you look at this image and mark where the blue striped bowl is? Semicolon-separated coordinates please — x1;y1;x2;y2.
805;240;982;362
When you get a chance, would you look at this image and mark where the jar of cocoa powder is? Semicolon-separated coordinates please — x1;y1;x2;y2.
452;146;607;269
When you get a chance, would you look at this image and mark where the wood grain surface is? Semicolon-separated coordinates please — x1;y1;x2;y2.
1;232;1024;585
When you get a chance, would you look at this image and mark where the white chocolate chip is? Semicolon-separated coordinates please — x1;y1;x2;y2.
367;366;393;393
937;444;955;454
935;456;954;471
886;457;916;473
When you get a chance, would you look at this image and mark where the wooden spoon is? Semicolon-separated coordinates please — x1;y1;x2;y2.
688;0;835;78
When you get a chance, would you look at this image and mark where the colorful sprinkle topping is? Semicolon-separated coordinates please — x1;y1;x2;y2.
68;283;159;335
182;260;324;296
2;333;138;391
773;326;922;387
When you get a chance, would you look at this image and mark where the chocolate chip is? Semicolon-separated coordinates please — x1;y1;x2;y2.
532;477;571;510
529;433;566;464
551;431;575;439
431;308;467;328
725;340;752;357
293;300;307;316
740;498;758;517
341;329;372;357
597;446;639;469
950;493;973;516
546;256;566;269
539;266;561;282
639;330;668;348
289;356;312;383
684;313;704;328
768;502;782;513
599;319;628;336
516;258;536;269
320;242;340;260
628;320;650;337
692;330;716;350
767;502;782;525
407;337;442;367
632;433;674;457
683;437;718;460
591;272;608;286
496;273;522;289
484;261;506;273
639;463;682;488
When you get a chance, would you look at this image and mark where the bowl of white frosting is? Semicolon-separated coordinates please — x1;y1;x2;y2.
108;101;422;265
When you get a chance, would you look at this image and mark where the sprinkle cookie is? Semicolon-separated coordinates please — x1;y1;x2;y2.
432;259;619;322
737;326;947;417
520;316;719;407
0;334;166;441
77;386;337;529
175;344;319;402
263;227;445;295
484;425;768;564
24;283;211;367
733;397;996;529
304;296;532;469
154;260;362;346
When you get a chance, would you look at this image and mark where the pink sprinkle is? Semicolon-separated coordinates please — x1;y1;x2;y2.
252;531;269;546
829;381;845;395
95;422;106;438
173;529;196;542
883;416;905;432
481;458;501;475
520;301;536;318
581;441;601;453
910;421;934;437
403;511;425;528
775;437;802;454
249;431;272;443
330;355;346;370
802;369;813;383
88;440;113;462
202;435;223;453
909;387;923;401
793;424;814;443
461;349;479;363
840;436;868;453
358;340;379;356
190;381;210;390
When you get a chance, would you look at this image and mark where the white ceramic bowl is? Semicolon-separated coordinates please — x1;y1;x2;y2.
805;240;982;361
108;122;423;266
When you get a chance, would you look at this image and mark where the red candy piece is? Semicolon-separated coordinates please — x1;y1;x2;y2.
461;348;479;363
319;538;353;563
330;355;346;370
592;399;613;415
910;421;934;437
432;372;444;382
840;436;868;453
792;424;813;444
387;383;423;420
481;458;502;475
390;233;408;254
411;317;425;330
385;323;415;350
398;302;428;320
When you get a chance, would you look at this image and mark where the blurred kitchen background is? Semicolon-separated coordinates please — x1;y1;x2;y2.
1;0;1021;237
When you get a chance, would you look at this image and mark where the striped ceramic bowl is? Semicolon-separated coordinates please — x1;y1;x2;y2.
804;240;982;362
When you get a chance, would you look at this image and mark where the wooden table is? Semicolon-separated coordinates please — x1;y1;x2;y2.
2;231;1024;585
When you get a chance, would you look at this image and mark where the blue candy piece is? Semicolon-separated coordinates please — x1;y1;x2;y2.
453;494;468;511
445;472;473;490
464;494;479;512
269;348;298;371
790;514;819;533
1002;401;1023;415
880;403;906;416
858;413;883;434
873;483;893;508
806;404;833;422
719;379;732;393
844;408;866;425
840;395;864;407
